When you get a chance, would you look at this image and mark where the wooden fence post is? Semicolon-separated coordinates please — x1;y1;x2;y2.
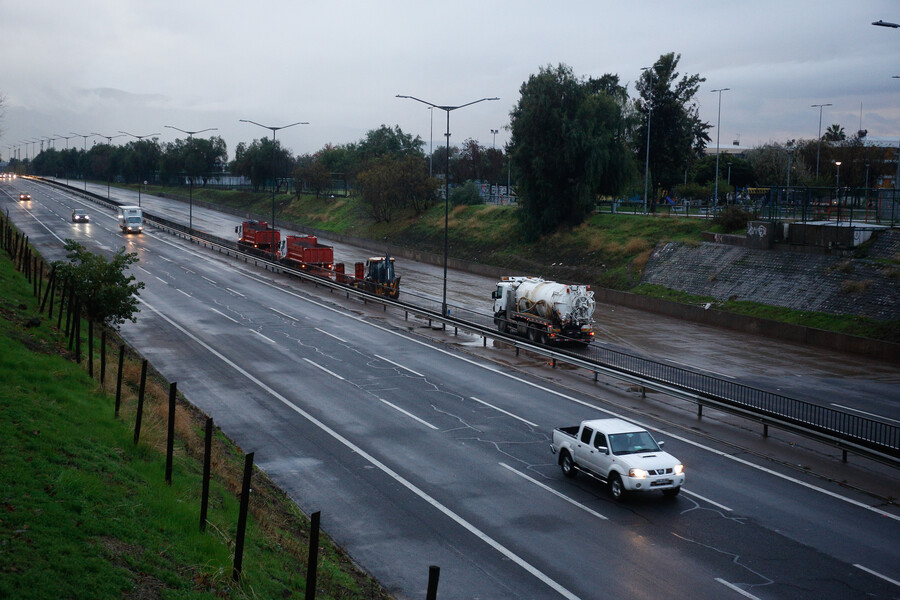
232;452;255;581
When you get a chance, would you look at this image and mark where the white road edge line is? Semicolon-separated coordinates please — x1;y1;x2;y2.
208;307;240;324
854;564;900;587
471;396;539;428
379;399;438;430
681;489;733;512
375;354;424;377
315;328;347;343
136;297;583;600
831;404;900;426
303;358;345;380
715;578;762;599
499;463;607;520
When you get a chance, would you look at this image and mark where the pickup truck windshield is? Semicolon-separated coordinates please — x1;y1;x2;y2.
608;431;660;455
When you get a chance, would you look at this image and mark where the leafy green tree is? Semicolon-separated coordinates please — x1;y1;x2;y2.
293;156;332;197
121;138;161;184
55;240;145;328
634;53;711;194
352;124;425;163
231;138;293;192
508;63;634;239
357;155;437;221
450;181;484;206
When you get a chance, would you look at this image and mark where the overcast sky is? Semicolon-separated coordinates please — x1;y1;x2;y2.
3;1;899;162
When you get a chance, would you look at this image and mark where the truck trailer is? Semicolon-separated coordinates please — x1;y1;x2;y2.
236;220;280;251
492;276;594;345
277;235;335;274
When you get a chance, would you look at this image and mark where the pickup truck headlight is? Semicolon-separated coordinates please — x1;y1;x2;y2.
674;464;684;475
628;468;649;479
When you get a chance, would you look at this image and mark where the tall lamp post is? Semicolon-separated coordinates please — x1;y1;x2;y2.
54;134;76;185
239;119;308;260
811;103;832;180
491;128;499;202
71;133;97;190
165;125;218;231
92;133;125;199
120;131;160;207
711;88;730;211
641;66;654;214
396;94;499;319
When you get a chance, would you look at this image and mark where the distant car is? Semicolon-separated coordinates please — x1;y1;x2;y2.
72;209;90;223
19;192;31;201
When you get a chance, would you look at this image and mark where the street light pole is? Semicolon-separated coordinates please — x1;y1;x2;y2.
164;125;218;232
396;94;499;320
91;133;126;199
711;88;730;211
491;128;499;202
239;119;308;260
54;134;76;185
641;66;654;215
70;133;96;190
811;103;832;180
120;131;161;207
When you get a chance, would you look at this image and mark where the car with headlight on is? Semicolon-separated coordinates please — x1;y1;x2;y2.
551;418;684;499
19;192;31;201
72;209;90;223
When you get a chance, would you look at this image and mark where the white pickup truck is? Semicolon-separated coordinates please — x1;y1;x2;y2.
550;418;684;499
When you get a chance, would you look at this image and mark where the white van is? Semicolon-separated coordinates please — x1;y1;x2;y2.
117;205;143;233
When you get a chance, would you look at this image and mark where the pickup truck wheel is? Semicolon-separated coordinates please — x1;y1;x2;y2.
560;452;577;478
662;487;681;498
608;473;625;500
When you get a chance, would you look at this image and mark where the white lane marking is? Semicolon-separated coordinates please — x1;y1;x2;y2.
251;330;277;345
379;399;438;430
208;307;240;324
854;564;900;587
315;328;347;343
270;307;298;321
158;255;173;262
183;267;195;274
682;489;733;512
18;204;67;244
303;358;345;380
177;289;191;298
225;287;245;297
471;397;539;428
715;578;762;599
500;463;607;520
136;297;583;600
155;276;168;284
219;258;900;523
375;354;424;377
831;404;900;426
138;266;152;274
202;276;217;285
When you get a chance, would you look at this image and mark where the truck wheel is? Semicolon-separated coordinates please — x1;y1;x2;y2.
662;487;681;498
496;315;509;334
560;452;577;478
608;473;625;500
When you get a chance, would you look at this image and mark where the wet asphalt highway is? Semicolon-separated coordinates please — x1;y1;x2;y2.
4;178;899;600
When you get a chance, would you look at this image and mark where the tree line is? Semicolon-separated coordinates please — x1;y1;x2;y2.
5;51;896;239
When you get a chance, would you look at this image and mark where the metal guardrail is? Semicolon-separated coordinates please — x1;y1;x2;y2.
40;178;900;468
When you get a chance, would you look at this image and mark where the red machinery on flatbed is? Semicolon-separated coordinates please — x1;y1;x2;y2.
236;220;280;251
277;234;334;274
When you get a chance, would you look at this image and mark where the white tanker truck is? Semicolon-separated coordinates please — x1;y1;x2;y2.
491;276;595;345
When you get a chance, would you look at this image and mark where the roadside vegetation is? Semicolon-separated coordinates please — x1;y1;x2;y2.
0;248;392;599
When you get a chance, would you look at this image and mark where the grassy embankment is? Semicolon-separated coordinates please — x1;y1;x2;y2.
0;245;391;598
131;183;899;342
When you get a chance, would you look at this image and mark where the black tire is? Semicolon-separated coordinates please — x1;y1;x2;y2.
497;314;509;334
560;452;577;478
528;326;539;343
662;487;681;498
608;473;625;500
